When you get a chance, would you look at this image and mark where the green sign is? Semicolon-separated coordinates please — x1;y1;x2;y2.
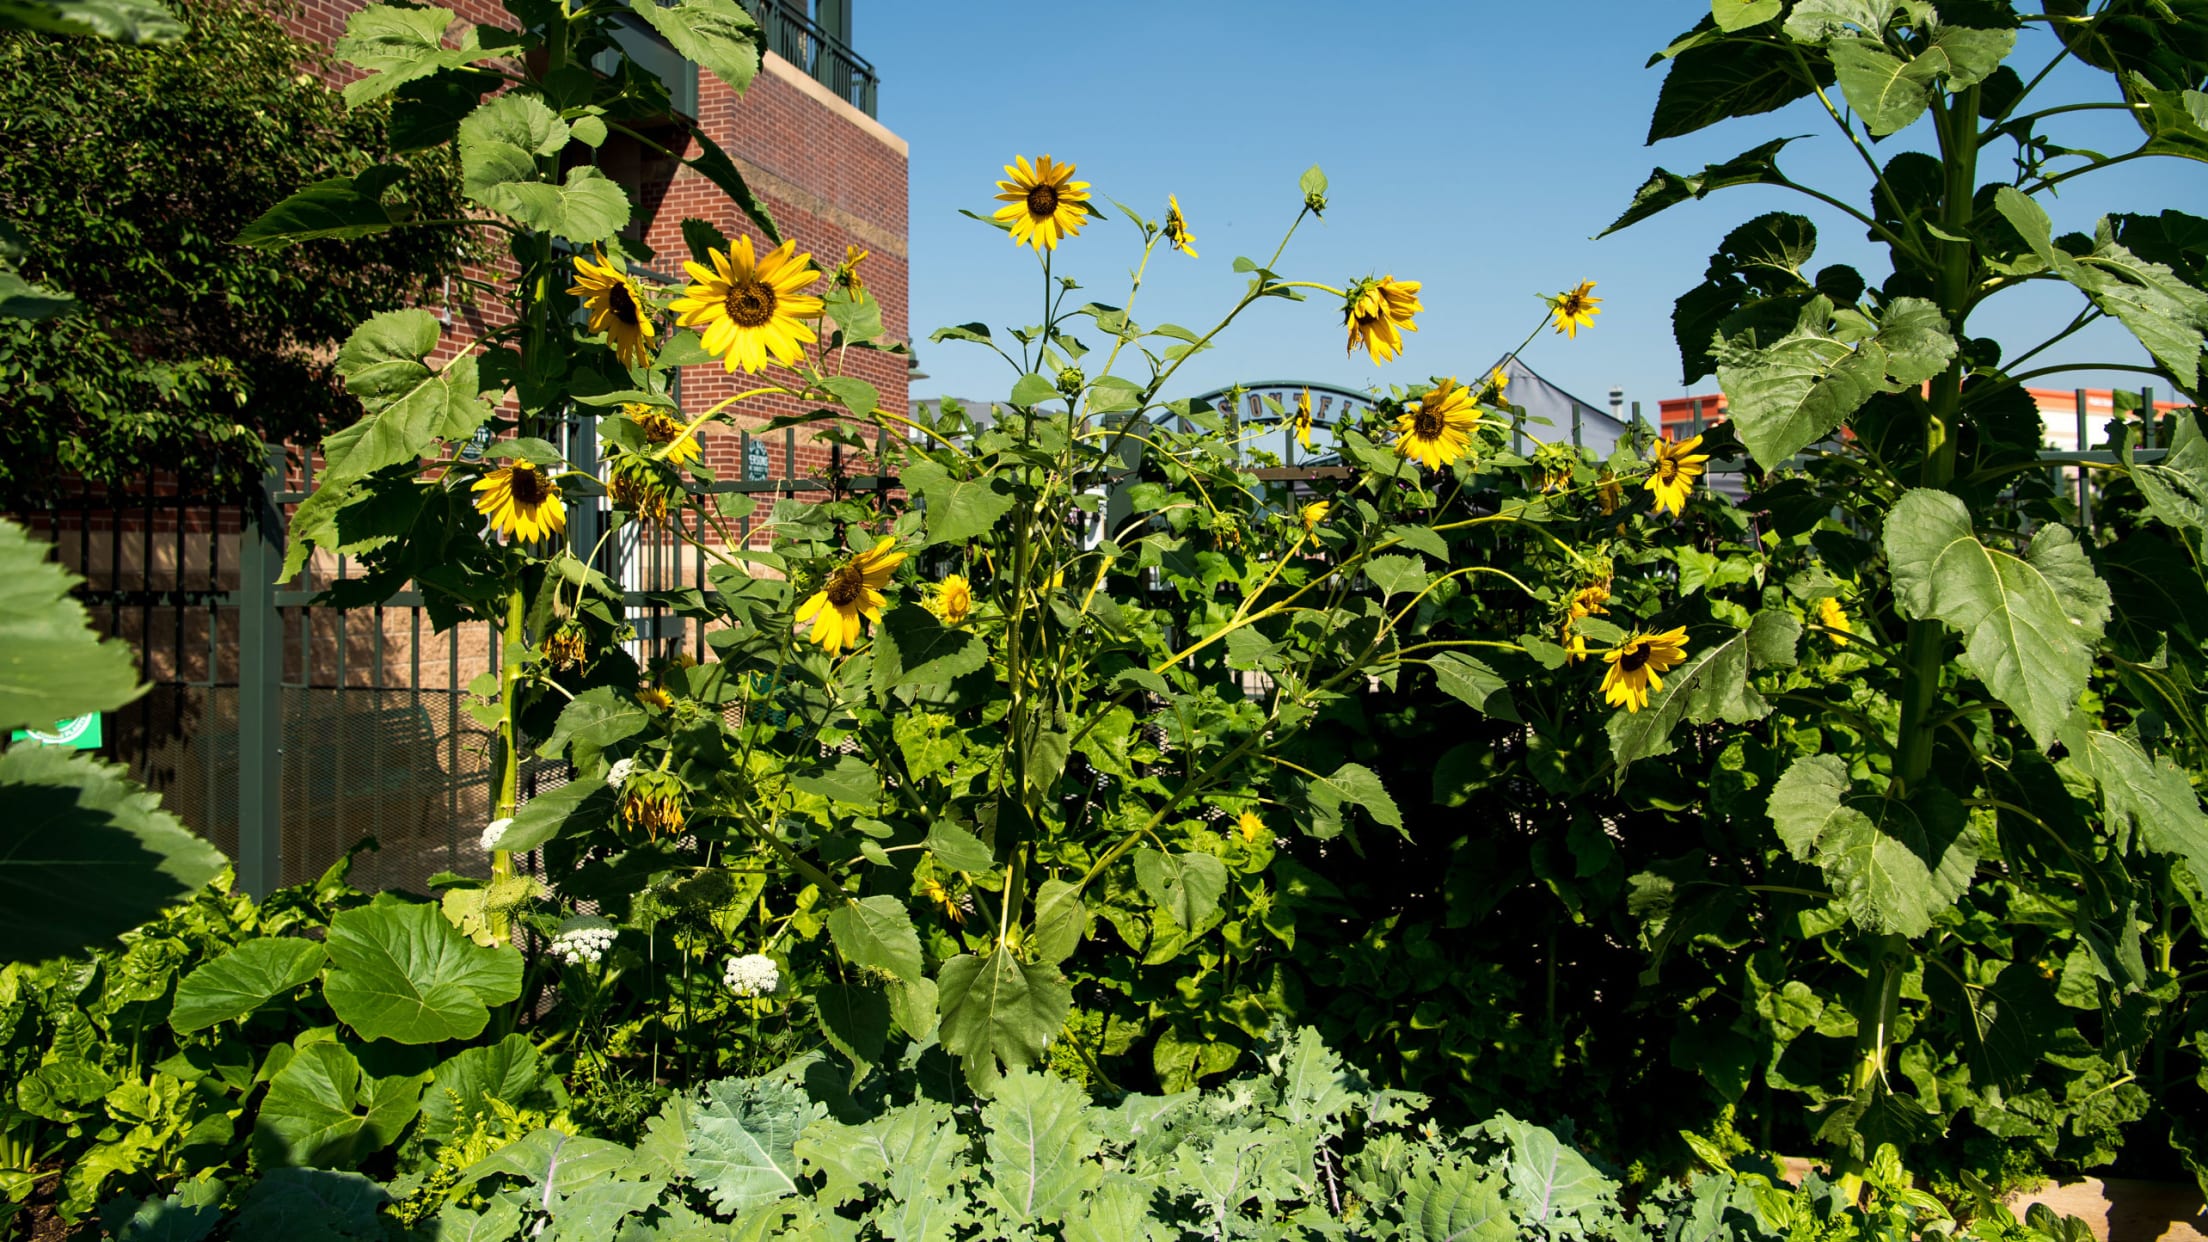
12;713;102;750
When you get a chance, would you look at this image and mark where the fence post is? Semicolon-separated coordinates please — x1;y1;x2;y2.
2075;388;2091;529
235;445;286;898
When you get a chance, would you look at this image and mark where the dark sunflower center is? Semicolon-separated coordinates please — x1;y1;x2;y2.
725;278;777;328
509;468;547;505
609;282;641;325
643;414;680;444
1618;643;1650;673
1657;459;1679;482
1026;183;1059;216
824;564;865;607
1413;406;1445;439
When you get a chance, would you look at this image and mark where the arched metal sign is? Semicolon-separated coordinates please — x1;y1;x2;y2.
1183;380;1380;469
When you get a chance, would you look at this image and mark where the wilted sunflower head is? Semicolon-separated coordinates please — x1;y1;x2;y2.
1596;468;1623;515
993;154;1092;251
568;249;658;370
668;235;825;374
1343;274;1422;363
622;402;700;467
1644;433;1711;517
542;620;588;670
609;455;680;525
1550;280;1602;338
1164;193;1197;258
1392;378;1484;471
618;769;686;841
1570;582;1611;618
473;464;566;543
1600;626;1690;713
795;537;906;651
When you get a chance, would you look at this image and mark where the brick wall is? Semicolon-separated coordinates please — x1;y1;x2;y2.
289;0;911;497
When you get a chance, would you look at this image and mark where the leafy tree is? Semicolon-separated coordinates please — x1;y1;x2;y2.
0;0;468;503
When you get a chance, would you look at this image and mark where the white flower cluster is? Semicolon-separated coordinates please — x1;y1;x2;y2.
479;818;513;852
551;926;617;967
605;758;637;789
723;953;779;998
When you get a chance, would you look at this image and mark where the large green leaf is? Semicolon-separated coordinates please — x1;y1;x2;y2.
497;778;613;854
321;900;523;1043
1768;755;1977;936
0;269;79;320
336;5;496;106
1995;188;2208;388
1601;137;1799;237
1429;651;1520;720
0;0;181;41
1715;296;1955;466
419;1034;548;1143
979;1069;1103;1226
1829;36;1943;135
0;746;224;964
2128;411;2208;533
1133;848;1228;934
824;895;923;984
235;167;407;250
1609;610;1798;773
1484;1113;1616;1231
814;982;891;1071
937;946;1073;1092
795;1101;968;1239
230;1168;388;1242
904;460;1016;546
251;1041;425;1168
681;123;781;244
540;686;650;766
686;1076;821;1215
625;0;761;93
170;938;328;1032
1403;1161;1514;1242
2064;729;2208;885
1302;761;1402;838
1884;489;2109;750
455;1129;634;1197
1648;26;1829;142
0;519;143;732
872;602;987;696
326;309;492;486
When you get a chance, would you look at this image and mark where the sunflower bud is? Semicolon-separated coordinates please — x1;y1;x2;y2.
1304;188;1328;216
609;455;680;524
1056;365;1086;399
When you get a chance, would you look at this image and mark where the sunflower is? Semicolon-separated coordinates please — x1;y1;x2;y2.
1551;280;1602;338
796;537;906;651
1164;193;1197;258
920;876;965;924
473;464;566;543
1344;275;1422;363
624;402;700;467
637;685;674;711
1235;811;1265;845
618;769;685;841
1600;627;1690;713
1561;616;1589;663
993;154;1091;251
1818;596;1853;646
1393;378;1484;470
930;573;974;626
1484;366;1511;402
568;249;657;370
1645;433;1711;517
1294;387;1315;450
1301;499;1332;530
668;235;825;374
834;244;870;298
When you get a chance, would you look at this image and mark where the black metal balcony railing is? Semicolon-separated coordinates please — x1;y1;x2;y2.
745;0;879;117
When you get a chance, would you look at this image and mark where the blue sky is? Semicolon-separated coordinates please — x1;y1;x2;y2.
861;3;2205;414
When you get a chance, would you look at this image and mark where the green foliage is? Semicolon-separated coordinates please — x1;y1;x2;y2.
0;0;468;503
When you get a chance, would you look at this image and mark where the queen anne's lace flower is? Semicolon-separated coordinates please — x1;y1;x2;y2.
723;953;780;998
551;926;618;967
605;757;637;789
480;818;513;852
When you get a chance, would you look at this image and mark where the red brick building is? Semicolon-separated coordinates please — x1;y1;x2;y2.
291;0;909;489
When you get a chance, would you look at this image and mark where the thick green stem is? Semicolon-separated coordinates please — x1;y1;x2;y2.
491;587;525;935
1894;86;1979;792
